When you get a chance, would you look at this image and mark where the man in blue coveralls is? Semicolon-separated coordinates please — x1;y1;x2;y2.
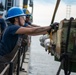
0;7;58;72
0;6;53;56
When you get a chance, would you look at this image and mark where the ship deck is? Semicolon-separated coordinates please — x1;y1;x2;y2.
19;47;30;75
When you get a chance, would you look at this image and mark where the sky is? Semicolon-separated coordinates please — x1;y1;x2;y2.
36;0;76;5
28;0;76;26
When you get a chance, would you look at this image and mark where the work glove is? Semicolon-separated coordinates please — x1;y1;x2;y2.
47;22;59;34
50;22;59;30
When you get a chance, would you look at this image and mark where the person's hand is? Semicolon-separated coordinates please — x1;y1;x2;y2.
47;22;59;34
50;22;59;30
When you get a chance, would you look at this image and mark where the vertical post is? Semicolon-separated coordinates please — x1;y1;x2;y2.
17;48;21;75
49;0;61;53
9;62;13;75
23;0;28;9
51;0;61;24
29;0;33;22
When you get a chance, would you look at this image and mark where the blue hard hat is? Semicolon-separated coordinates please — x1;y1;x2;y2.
6;7;26;20
23;8;26;14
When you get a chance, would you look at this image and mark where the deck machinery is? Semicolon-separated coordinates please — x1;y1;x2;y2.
52;18;76;75
39;0;76;75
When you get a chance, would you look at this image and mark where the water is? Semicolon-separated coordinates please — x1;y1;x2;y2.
29;36;76;75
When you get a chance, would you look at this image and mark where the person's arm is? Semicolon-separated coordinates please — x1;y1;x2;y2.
26;24;40;28
31;24;40;27
15;26;51;35
29;31;47;36
26;25;33;28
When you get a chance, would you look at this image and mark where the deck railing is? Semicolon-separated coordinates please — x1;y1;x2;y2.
0;35;29;75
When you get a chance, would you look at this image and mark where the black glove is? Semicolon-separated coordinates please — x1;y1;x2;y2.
50;22;59;29
47;22;59;34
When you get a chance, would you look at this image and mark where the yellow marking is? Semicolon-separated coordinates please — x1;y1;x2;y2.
49;32;53;40
23;5;28;8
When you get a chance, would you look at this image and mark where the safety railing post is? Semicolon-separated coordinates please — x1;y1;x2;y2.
16;48;21;75
9;62;13;75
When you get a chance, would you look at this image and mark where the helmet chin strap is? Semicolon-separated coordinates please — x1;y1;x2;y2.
18;17;22;26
